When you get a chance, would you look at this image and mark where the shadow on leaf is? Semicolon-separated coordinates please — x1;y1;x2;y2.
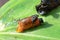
23;22;53;33
43;6;60;19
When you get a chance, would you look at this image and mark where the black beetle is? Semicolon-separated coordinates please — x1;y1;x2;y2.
36;0;60;15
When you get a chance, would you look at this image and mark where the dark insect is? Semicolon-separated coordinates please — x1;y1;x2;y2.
36;0;60;15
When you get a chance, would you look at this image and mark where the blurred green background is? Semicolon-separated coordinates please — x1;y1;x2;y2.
0;0;60;40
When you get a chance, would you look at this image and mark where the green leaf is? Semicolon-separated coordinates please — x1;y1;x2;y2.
0;0;60;40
